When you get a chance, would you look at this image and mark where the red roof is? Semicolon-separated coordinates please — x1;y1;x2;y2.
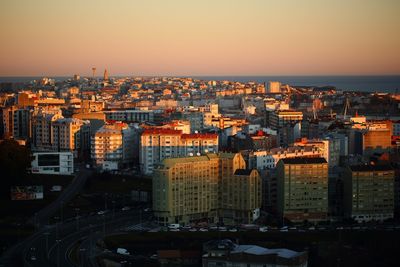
181;133;218;139
142;129;182;135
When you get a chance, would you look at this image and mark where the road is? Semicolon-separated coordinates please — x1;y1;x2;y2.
0;164;92;267
29;165;92;227
23;209;150;267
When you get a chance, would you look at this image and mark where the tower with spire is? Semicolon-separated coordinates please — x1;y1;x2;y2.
103;69;109;81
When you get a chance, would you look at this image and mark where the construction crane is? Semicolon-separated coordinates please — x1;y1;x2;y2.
343;97;351;118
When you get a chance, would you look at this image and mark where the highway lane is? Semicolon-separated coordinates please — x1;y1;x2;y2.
0;165;92;267
29;165;92;227
23;210;151;267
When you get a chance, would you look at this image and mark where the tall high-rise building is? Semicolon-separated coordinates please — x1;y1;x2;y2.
103;69;109;81
153;153;261;226
277;157;328;223
343;164;394;222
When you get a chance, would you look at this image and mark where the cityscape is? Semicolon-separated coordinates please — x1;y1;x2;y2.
1;1;400;267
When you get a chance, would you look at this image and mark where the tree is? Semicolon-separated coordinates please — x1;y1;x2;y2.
0;140;31;199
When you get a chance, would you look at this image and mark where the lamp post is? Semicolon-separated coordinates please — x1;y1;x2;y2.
79;248;87;267
56;239;61;267
75;208;80;231
43;232;50;259
112;200;116;220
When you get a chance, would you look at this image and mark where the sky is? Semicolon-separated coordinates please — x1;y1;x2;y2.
0;0;399;76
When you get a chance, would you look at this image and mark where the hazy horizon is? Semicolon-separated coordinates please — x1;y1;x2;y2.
1;0;400;76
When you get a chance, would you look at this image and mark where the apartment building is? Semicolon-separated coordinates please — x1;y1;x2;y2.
1;105;33;140
104;109;154;123
91;122;134;169
277;157;328;223
51;118;90;154
249;146;323;171
269;110;303;130
32;108;63;150
343;164;394;222
139;129;218;174
153;153;261;226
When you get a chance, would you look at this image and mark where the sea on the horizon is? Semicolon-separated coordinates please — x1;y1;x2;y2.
0;75;399;93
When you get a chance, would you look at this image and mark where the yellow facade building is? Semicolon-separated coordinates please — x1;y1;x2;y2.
153;153;261;226
277;157;328;223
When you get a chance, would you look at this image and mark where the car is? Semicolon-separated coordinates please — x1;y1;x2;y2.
259;226;268;232
117;248;130;255
229;228;238;232
189;228;198;232
169;228;180;232
168;224;180;229
199;228;208;232
30;255;37;261
289;227;297;230
97;210;107;215
121;206;130;211
308;226;316;231
218;227;227;232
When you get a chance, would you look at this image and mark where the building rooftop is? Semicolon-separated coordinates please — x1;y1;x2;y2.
181;133;218;139
142;129;182;135
280;157;327;164
234;169;253;176
349;164;394;172
232;245;302;259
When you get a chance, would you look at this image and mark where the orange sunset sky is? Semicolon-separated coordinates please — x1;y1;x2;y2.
0;0;399;76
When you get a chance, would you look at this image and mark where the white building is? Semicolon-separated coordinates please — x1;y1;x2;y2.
249;146;323;171
91;122;134;169
139;129;219;174
31;152;74;175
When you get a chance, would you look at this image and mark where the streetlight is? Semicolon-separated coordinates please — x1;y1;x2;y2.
56;239;61;267
43;232;50;259
79;248;87;267
112;200;116;220
75;208;80;231
60;200;64;223
102;214;106;235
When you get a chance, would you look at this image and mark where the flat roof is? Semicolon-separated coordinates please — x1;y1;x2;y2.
280;157;327;164
349;164;394;172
